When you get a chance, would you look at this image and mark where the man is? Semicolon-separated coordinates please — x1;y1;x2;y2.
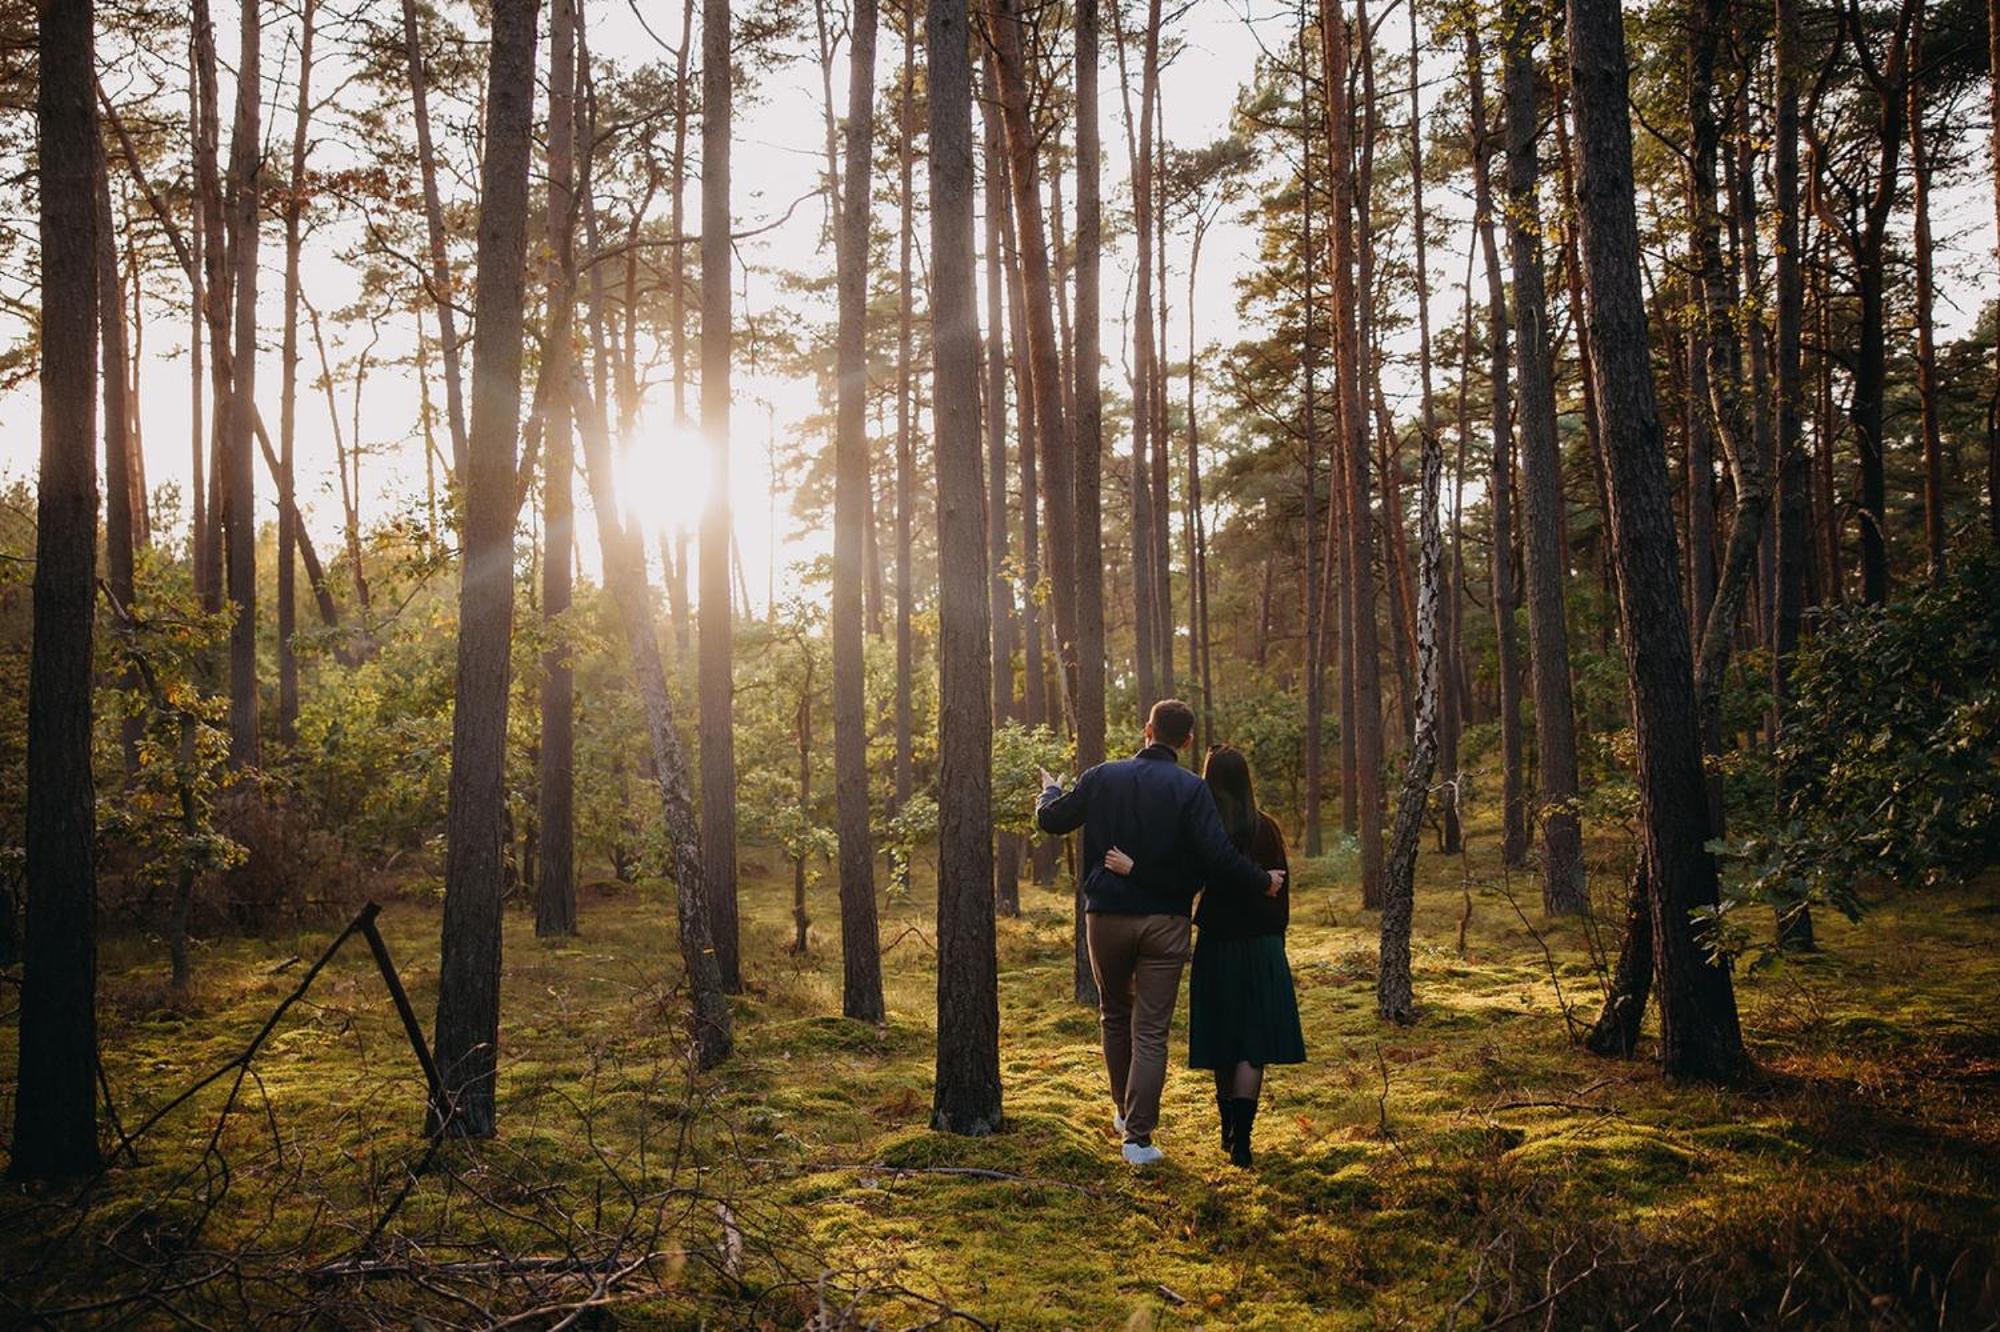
1037;699;1283;1165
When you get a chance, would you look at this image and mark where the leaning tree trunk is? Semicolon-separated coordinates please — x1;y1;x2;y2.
536;0;579;939
1503;2;1587;915
575;382;734;1066
832;0;887;1020
699;0;742;993
433;0;540;1139
931;0;1003;1137
1566;0;1745;1082
12;0;100;1183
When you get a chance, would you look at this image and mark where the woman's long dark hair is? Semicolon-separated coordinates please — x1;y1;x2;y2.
1203;745;1260;852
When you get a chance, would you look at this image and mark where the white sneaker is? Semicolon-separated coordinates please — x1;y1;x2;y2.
1122;1141;1165;1166
1112;1111;1127;1135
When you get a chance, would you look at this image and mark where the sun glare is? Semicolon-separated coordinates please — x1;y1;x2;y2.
615;416;711;543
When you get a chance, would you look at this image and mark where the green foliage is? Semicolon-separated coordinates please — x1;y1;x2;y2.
1713;551;2000;952
991;720;1070;837
95;554;248;902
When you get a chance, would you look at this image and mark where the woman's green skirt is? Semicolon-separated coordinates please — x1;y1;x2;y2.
1187;931;1307;1070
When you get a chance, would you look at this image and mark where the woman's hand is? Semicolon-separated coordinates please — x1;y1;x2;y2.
1103;846;1135;876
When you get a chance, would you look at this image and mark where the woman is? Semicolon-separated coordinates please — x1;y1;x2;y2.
1105;745;1305;1167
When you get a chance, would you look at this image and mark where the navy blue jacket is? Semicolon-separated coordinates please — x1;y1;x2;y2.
1036;743;1273;916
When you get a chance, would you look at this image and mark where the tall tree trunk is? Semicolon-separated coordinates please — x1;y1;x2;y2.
192;0;227;615
895;4;918;816
699;0;742;993
1990;0;2000;544
1298;9;1327;859
222;0;262;769
1503;3;1587;915
1322;0;1384;909
433;0;540;1139
1466;25;1528;868
1907;2;1944;583
668;0;696;659
990;0;1090;996
1072;0;1108;798
1567;0;1745;1081
1116;0;1160;717
12;0;100;1182
95;139;142;775
401;0;470;479
1380;0;1442;1020
536;0;579;939
1772;0;1816;950
187;51;209;611
1687;0;1772;766
833;0;888;1019
984;81;1023;918
1153;79;1174;698
930;0;1003;1136
1837;0;1921;605
993;115;1058;889
277;0;317;747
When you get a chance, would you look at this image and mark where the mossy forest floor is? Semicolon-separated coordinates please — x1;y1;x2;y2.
4;831;1998;1327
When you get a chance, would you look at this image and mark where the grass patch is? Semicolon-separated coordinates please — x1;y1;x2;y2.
3;832;1997;1326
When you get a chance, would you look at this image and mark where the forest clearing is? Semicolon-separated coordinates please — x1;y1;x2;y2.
4;838;1998;1327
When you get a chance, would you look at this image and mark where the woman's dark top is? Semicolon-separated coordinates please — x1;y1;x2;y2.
1193;811;1289;939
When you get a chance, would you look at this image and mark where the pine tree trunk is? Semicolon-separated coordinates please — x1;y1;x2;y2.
1772;0;1816;952
1503;4;1587;915
1324;0;1384;910
833;0;888;1019
1566;0;1745;1081
1907;2;1944;583
990;0;1090;997
1298;9;1327;860
931;0;1003;1136
12;0;100;1182
1466;27;1528;868
433;0;540;1138
699;0;742;992
668;0;696;659
895;6;918;814
1072;0;1108;795
222;0;262;769
1111;1;1158;717
95;139;142;775
276;0;316;747
984;83;1023;919
1990;0;2000;545
536;0;579;939
1380;0;1441;1018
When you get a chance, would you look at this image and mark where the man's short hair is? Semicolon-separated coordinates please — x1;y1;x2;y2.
1148;698;1196;748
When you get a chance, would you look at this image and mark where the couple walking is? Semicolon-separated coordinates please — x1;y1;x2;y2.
1037;699;1306;1168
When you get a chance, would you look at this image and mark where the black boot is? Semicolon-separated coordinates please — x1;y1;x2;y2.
1217;1092;1235;1155
1228;1097;1257;1168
